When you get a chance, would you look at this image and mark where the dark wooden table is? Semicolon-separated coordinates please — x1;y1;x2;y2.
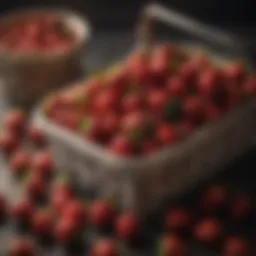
0;29;255;255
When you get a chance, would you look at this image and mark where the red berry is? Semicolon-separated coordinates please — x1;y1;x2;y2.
193;218;223;245
161;235;187;256
183;96;205;125
225;63;246;85
86;78;104;100
156;124;178;146
31;151;54;178
199;185;228;214
108;135;133;157
27;127;45;146
100;112;120;138
90;238;119;256
64;200;87;228
25;174;47;201
51;186;73;215
93;90;118;115
178;62;197;90
147;89;169;115
32;209;54;237
89;200;114;229
222;236;253;256
229;194;252;222
3;109;26;134
7;238;36;256
165;207;192;234
122;93;144;113
150;55;170;79
9;151;31;176
115;213;140;241
11;199;34;223
0;131;19;154
198;68;222;98
54;216;80;244
167;76;186;98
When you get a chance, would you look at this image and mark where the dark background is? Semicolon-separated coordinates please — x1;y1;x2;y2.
1;0;256;28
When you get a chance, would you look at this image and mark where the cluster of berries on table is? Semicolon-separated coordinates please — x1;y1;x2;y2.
0;109;255;256
44;43;256;157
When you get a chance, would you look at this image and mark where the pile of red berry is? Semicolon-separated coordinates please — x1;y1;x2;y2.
44;43;256;157
0;15;74;53
0;109;255;256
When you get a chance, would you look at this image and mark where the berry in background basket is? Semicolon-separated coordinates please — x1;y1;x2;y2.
193;218;223;246
7;238;36;256
90;238;120;256
27;127;45;147
225;62;246;85
114;213;140;242
9;151;31;177
31;208;55;238
159;235;187;256
89;200;115;230
222;236;253;256
178;62;198;91
121;92;144;114
0;131;20;155
165;207;192;235
3;109;26;135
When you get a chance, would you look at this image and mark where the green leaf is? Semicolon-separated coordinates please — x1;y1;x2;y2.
163;98;183;123
79;118;92;133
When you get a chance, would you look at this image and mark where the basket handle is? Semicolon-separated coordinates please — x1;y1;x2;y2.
136;3;255;68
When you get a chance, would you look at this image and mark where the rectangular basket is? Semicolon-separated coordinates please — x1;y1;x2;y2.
32;3;256;216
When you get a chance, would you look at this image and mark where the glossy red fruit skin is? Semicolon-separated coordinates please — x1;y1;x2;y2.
178;62;197;91
89;200;114;229
63;200;87;228
90;239;119;256
25;174;47;202
3;109;26;134
7;238;36;256
32;151;54;178
108;135;133;157
199;185;228;214
193;218;223;245
156;124;178;146
0;131;19;154
93;89;118;116
183;96;204;125
11;199;34;223
222;236;253;256
9;151;31;176
27;127;45;147
100;112;120;139
167;76;186;98
225;63;246;85
147;89;169;115
229;195;252;222
122;93;144;114
165;208;192;235
115;213;140;241
54;216;80;244
161;235;187;256
51;186;73;215
32;209;54;237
